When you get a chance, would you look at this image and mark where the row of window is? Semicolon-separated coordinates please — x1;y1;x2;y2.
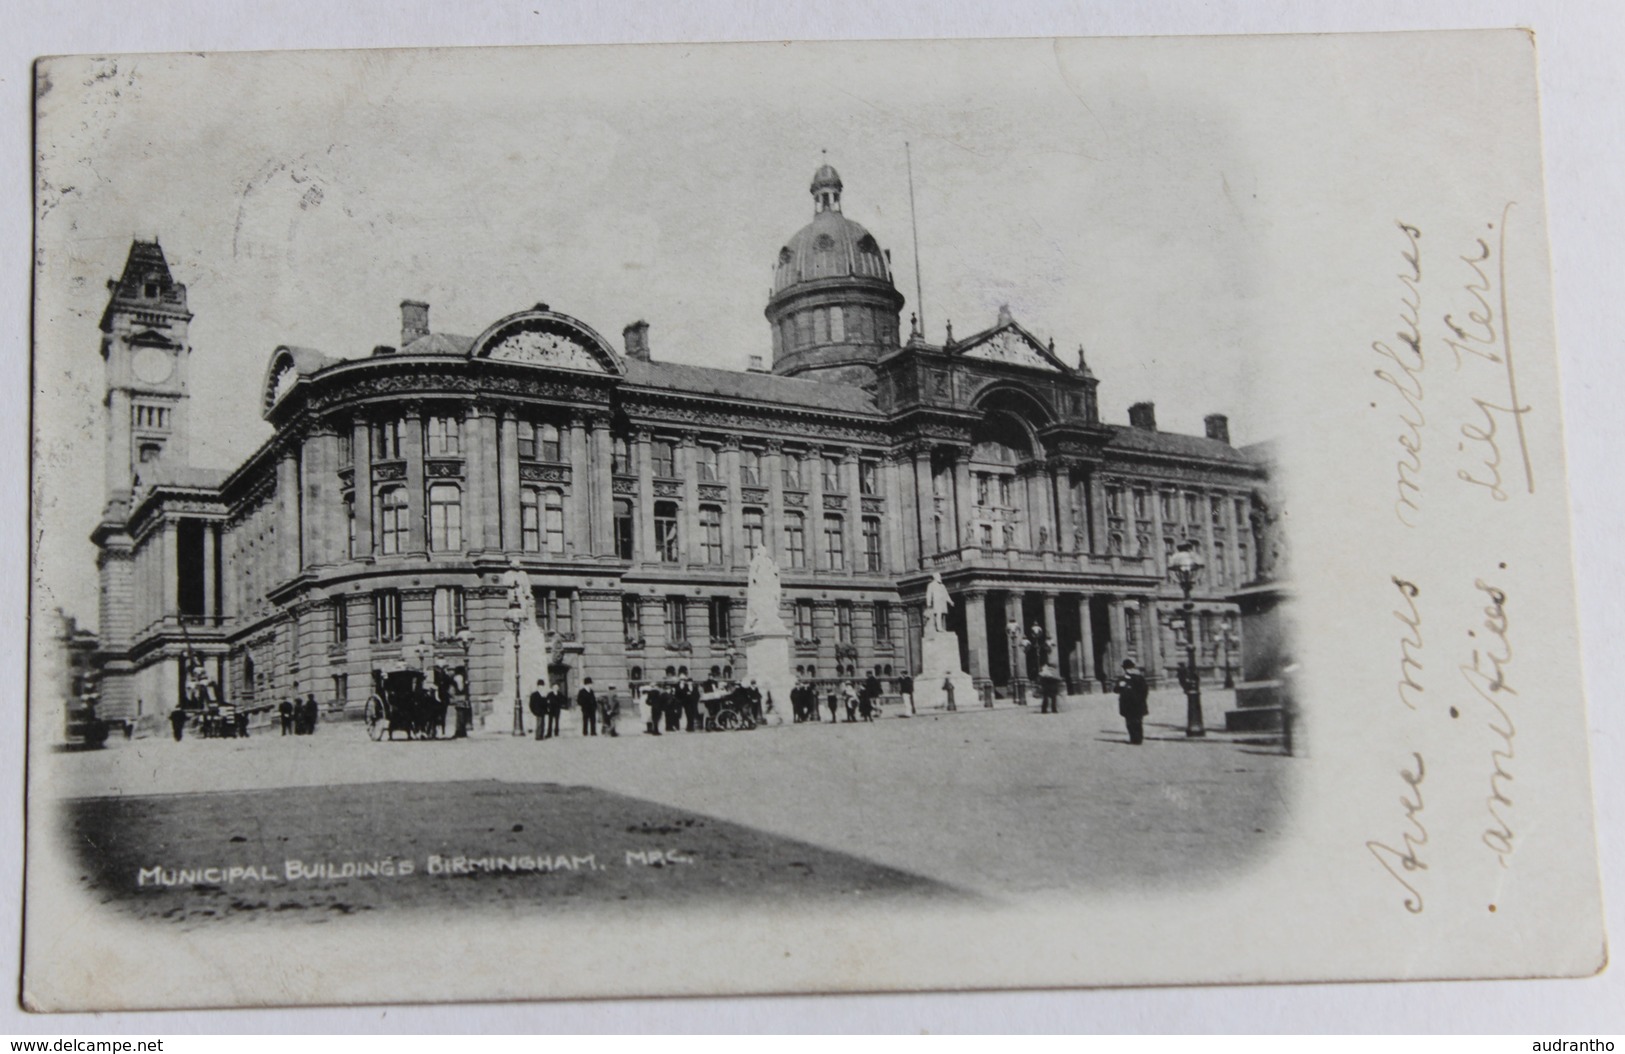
132;404;171;430
652;504;884;572
1106;487;1249;530
351;417;570;465
772;304;900;355
620;595;894;646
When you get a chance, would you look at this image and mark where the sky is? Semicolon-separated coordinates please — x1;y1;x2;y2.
33;39;1278;623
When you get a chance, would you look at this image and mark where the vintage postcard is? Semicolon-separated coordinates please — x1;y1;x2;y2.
24;32;1605;1011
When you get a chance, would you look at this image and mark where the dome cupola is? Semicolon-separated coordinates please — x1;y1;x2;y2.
765;162;906;387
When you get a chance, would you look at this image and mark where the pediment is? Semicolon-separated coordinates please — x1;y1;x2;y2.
129;329;178;349
958;326;1063;373
470;311;623;376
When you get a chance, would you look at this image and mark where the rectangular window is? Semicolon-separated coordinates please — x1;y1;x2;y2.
785;512;806;569
743;507;765;556
1214;542;1227;586
373;590;402;642
612;435;631;473
372;419;405;460
538;589;574;638
538;424;561;463
794;599;815;640
652;439;677;478
1238;541;1251;581
333;600;348;645
520;488;541;552
782;452;804;489
425;415;461;457
1133;489;1148;518
1184;493;1199;523
998;476;1012;507
862;516;883;572
740;448;762;486
836;602;853;644
378;486;409;555
1106;486;1123;517
544;489;565;554
980;523;993;548
859;459;879;496
1236;497;1249;530
697;445;719;482
1211;495;1225;527
665;596;688;643
516;421;536;460
821;455;842;491
700;505;724;565
822;515;845;571
655;502;680;563
874;600;892;643
709;597;733;642
622;596;642;642
332;673;348;705
977;473;990;506
613;499;635;560
428;483;462;551
337;431;353;467
345;493;357;558
432;586;466;638
1160;491;1177;520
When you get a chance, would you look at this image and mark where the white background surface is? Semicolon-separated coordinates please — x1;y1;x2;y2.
4;0;1621;1035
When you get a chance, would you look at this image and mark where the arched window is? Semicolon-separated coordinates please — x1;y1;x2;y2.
428;484;461;551
378;486;409;554
544;489;565;554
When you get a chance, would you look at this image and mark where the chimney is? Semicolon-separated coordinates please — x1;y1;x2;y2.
747;354;767;373
1204;413;1231;444
400;300;429;347
1128;401;1157;431
623;320;651;361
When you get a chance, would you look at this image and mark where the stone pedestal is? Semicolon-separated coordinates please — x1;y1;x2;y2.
913;622;976;711
742;630;794;726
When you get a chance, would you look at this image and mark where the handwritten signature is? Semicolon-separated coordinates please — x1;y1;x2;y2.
1445;203;1534;497
1461;577;1518;867
1366;753;1428;913
1373;221;1426;527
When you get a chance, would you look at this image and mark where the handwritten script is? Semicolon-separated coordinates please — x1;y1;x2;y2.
1372;221;1426;527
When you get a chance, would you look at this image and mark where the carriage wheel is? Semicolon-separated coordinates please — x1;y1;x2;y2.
716;710;741;732
364;695;386;741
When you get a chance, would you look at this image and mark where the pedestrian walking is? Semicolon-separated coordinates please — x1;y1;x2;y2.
529;679;547;740
1039;663;1062;714
279;698;294;735
168;706;187;742
900;673;915;715
1114;659;1149;744
578;678;598;736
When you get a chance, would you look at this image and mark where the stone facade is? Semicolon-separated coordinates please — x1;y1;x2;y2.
91;168;1270;720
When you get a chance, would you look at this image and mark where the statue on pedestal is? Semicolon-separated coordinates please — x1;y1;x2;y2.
745;548;786;636
924;572;953;632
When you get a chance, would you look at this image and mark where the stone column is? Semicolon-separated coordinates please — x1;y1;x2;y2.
276;447;301;579
299;430;322;567
722;436;743;568
1005;590;1027;680
678;433;701;566
201;522;217;623
1088;470;1107;555
498;413;520;552
962;589;989;681
882;451;906;573
806;444;825;573
1201;489;1218;589
1108;596;1127;671
765;440;785;566
590;413;613;556
636;431;655;565
1042;592;1059;675
403;412;426;553
913;447;935;560
462;405;490;552
1052;462;1074;554
1142;598;1163;682
161;520;178;622
1149;482;1166;572
892;450;918;570
845;447;863;572
351;417;373;557
951;448;972;550
566;414;590;556
1076;595;1094;686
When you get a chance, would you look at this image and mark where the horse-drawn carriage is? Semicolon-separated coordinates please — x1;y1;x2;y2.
364;668;450;741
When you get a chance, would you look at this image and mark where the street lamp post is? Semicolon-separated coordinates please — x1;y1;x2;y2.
1005;617;1027;706
1168;540;1207;738
503;594;526;737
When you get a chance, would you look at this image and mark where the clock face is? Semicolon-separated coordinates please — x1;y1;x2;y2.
132;347;174;385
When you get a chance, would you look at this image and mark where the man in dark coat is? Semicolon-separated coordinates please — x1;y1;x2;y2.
545;683;564;739
900;673;915;715
1114;659;1149;744
577;678;598;736
303;694;319;735
644;685;664;735
680;675;701;733
862;671;883;721
279;698;294;735
1039;664;1063;714
529;679;548;740
168;706;188;742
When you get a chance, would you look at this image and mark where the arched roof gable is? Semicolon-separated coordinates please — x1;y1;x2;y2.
467;308;624;376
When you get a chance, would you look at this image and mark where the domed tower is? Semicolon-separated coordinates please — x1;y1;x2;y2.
766;163;905;386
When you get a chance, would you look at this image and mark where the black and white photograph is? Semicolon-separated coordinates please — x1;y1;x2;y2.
22;32;1606;1013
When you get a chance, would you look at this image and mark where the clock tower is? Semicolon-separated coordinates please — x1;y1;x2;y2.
99;238;193;512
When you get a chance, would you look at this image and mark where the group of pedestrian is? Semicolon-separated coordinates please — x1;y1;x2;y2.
279;693;322;736
641;673;704;734
790;674;885;724
526;680;566;740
